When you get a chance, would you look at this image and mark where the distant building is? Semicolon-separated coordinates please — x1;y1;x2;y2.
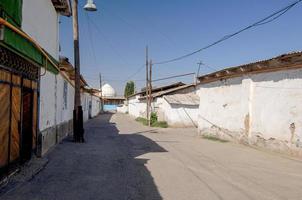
124;82;200;127
100;83;124;111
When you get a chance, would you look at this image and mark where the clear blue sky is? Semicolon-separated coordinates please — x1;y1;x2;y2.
59;0;302;95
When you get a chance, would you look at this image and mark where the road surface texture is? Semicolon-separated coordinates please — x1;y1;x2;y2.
1;113;302;200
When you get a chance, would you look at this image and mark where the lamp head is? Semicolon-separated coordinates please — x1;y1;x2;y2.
84;0;97;11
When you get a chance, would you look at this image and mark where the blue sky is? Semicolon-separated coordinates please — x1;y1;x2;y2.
59;0;302;95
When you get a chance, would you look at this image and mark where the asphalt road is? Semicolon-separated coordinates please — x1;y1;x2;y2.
1;113;302;200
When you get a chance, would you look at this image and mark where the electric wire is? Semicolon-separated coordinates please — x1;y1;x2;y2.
152;72;195;83
154;0;302;65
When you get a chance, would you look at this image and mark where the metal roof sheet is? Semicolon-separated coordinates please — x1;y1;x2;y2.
198;51;302;84
164;93;199;106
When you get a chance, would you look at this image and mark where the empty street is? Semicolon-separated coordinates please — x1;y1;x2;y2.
1;113;302;200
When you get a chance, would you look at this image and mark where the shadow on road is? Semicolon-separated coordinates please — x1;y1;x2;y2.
1;113;166;200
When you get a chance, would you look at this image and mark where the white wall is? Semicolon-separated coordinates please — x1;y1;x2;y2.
39;71;57;131
81;92;90;122
198;76;250;135
250;69;302;142
56;75;75;125
90;95;101;118
22;0;59;59
128;95;147;118
158;98;199;128
197;68;302;148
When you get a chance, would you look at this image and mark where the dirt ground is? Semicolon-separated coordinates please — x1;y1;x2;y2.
1;113;302;200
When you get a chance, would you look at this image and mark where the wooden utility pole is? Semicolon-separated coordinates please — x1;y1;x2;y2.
99;73;103;112
196;61;203;84
72;0;84;143
145;46;149;123
148;59;152;127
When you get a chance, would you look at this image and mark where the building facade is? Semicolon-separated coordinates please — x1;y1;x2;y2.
0;0;101;178
197;52;302;155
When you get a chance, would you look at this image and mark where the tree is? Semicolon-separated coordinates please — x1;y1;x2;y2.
124;81;135;98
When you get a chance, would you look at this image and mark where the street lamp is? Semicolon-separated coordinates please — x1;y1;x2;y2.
72;0;97;143
84;0;97;11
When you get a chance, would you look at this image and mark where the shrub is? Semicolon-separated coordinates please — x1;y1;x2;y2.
136;113;168;128
150;112;158;125
153;121;168;128
135;117;148;125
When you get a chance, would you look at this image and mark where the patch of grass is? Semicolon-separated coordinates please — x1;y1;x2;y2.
136;117;148;126
152;121;168;128
202;135;228;143
135;117;168;128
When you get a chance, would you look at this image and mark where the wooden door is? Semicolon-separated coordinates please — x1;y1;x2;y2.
20;88;33;163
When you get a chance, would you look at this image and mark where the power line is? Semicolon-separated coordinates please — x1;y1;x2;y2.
154;0;302;65
125;64;145;81
86;14;134;68
85;12;98;66
152;72;195;83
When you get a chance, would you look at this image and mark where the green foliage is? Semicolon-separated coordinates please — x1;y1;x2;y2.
150;112;158;125
202;135;228;143
135;113;168;128
124;81;135;98
152;121;168;128
135;117;148;126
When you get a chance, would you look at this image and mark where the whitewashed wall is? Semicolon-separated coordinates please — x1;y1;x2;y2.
22;0;59;59
158;98;199;128
56;75;74;125
197;68;302;151
198;76;250;135
128;95;147;118
90;95;101;118
39;71;57;131
81;92;89;122
250;69;302;142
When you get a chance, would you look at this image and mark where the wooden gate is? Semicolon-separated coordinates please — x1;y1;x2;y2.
0;68;38;177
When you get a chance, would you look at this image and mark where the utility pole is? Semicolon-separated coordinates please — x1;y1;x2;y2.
72;0;84;143
196;61;203;85
145;46;149;123
72;0;97;143
148;59;152;127
99;73;103;112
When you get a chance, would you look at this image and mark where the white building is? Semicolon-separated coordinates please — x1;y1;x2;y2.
0;0;74;176
127;82;200;127
127;82;186;118
197;52;302;155
0;0;102;176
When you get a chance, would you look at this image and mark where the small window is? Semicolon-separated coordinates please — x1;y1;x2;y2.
63;81;68;109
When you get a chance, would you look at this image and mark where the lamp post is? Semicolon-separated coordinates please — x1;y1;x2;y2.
72;0;97;143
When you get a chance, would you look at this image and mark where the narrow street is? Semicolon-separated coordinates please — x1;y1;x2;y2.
1;113;302;200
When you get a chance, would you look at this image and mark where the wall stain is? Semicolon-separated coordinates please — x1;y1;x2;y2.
289;122;296;143
244;114;250;136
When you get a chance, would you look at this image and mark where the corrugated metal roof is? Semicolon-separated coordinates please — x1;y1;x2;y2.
198;51;302;84
139;84;195;100
128;82;185;98
164;93;199;106
52;0;71;16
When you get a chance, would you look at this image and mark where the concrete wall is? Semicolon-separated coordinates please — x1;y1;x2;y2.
117;102;128;114
22;0;59;59
39;75;101;155
128;96;147;118
158;98;199;128
39;73;74;155
90;95;101;118
197;68;302;154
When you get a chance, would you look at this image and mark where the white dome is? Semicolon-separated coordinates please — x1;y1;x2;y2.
101;83;116;97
